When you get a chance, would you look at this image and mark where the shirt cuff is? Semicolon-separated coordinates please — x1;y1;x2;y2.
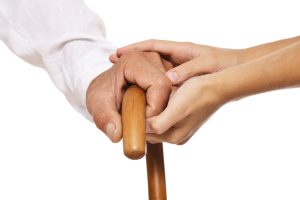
75;49;114;121
46;39;117;121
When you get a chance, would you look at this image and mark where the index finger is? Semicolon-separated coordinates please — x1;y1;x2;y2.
115;52;172;118
116;39;179;57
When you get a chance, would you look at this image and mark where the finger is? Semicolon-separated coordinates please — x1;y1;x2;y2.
145;54;173;73
177;137;192;145
146;77;202;134
91;100;122;143
142;73;172;117
109;53;119;63
116;39;179;58
166;56;217;85
119;52;172;117
147;114;199;144
161;58;174;71
146;96;191;134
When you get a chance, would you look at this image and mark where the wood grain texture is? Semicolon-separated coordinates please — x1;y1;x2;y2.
146;143;167;200
122;85;167;199
122;85;146;160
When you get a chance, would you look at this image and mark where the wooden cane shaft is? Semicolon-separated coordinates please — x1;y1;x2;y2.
122;85;146;160
146;143;167;200
122;85;167;199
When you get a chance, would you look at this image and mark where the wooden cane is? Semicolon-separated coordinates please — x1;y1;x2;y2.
122;85;167;200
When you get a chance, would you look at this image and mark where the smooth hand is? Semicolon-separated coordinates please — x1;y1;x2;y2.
145;40;300;144
110;39;240;84
145;75;226;145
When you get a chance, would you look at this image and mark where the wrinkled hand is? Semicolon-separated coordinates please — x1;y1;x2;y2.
145;75;226;145
110;39;240;85
86;51;172;142
108;40;237;144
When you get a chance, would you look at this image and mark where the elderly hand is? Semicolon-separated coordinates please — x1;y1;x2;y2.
109;37;300;145
86;51;172;142
110;39;240;85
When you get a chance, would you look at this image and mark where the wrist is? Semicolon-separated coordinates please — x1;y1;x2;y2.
213;47;243;70
205;71;238;105
58;39;116;120
208;62;256;104
199;74;229;107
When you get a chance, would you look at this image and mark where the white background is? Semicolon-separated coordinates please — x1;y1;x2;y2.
1;0;300;199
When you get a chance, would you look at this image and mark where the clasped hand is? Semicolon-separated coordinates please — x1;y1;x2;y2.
88;37;300;144
87;40;238;145
108;40;239;144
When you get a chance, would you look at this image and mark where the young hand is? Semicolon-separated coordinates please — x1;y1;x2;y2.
147;40;300;144
111;37;300;85
110;39;240;85
145;75;226;144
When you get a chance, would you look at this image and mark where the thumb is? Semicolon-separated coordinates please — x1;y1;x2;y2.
166;57;217;85
91;101;122;143
109;53;119;63
146;94;191;135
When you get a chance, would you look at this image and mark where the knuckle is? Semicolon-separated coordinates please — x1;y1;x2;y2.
149;120;163;134
149;107;162;118
181;42;197;54
119;51;142;60
118;53;141;70
92;112;107;132
149;123;160;133
178;64;192;77
119;51;135;60
147;51;160;59
156;76;172;89
183;42;199;59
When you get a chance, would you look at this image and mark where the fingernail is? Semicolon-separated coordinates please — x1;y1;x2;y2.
106;122;116;136
166;71;179;84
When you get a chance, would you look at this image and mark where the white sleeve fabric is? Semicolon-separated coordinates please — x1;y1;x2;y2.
0;0;116;120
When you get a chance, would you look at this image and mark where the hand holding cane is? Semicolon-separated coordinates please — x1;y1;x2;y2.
122;85;167;200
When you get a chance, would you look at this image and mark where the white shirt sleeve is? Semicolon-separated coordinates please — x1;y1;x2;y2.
0;0;116;120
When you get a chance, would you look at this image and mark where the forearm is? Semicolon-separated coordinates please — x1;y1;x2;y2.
0;0;116;119
213;41;300;102
196;36;300;73
238;35;300;64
